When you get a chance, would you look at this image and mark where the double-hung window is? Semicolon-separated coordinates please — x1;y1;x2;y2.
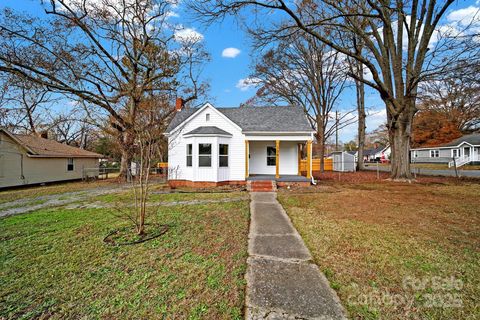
430;150;439;158
219;144;228;167
67;158;74;171
267;146;276;166
198;144;212;167
186;144;193;167
452;149;460;158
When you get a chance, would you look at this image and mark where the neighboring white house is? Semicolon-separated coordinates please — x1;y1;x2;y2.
411;133;480;167
363;145;391;162
165;102;315;187
0;128;102;188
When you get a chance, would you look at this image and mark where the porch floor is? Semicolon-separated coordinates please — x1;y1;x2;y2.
247;175;310;182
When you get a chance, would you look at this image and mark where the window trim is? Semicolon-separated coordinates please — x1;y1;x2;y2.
452;149;460;158
186;144;193;167
206;113;210;122
266;146;276;166
219;144;229;167
430;150;439;158
198;143;212;167
67;158;74;171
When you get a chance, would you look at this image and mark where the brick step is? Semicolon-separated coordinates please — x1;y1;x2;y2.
248;180;277;192
251;183;273;187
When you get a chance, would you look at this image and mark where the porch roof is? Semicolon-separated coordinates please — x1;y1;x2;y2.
184;126;232;137
247;175;310;182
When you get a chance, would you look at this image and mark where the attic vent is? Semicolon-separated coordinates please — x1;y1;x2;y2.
206;113;210;122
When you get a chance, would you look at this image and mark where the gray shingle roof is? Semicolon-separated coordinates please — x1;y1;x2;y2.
363;146;386;156
442;133;480;147
184;126;232;136
166;105;314;133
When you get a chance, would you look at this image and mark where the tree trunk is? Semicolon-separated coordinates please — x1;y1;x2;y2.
119;130;134;181
389;101;415;180
316;115;325;172
356;78;366;171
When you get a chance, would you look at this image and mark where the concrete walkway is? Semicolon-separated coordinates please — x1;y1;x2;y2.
246;192;346;320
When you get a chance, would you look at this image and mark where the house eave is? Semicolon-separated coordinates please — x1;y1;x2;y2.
411;142;479;151
27;154;103;158
243;131;314;136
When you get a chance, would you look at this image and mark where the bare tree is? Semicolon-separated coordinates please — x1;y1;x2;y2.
251;31;353;171
190;0;478;180
116;97;170;235
418;68;480;132
0;75;58;134
0;0;209;179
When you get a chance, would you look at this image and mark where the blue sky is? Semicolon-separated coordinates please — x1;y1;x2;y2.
3;0;480;142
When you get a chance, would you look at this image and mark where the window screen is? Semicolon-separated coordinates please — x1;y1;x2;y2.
67;158;74;171
219;144;228;167
198;144;212;167
186;144;193;167
267;146;276;166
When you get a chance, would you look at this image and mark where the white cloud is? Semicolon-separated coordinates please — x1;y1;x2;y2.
174;28;204;42
236;77;261;91
447;6;480;26
222;47;241;58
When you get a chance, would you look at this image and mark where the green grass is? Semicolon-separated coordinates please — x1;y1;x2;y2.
278;181;480;320
1;196;249;319
94;190;247;203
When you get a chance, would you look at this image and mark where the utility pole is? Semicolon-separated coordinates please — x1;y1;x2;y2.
335;110;339;151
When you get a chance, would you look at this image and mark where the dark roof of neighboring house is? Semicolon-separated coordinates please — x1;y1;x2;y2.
1;128;103;158
441;133;480;147
167;105;314;133
363;146;386;156
184;126;232;136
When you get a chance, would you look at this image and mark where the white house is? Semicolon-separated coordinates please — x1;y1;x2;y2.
363;145;391;162
411;133;480;167
165;101;315;187
0;128;102;188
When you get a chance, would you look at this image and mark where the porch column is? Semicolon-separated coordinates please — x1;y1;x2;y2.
297;143;302;176
306;140;312;179
275;140;280;179
245;140;249;178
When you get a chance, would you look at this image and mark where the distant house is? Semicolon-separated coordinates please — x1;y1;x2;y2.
0;128;102;188
411;133;480;167
363;145;391;162
165;101;315;187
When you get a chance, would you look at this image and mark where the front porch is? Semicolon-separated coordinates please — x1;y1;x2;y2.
245;137;313;180
246;174;310;182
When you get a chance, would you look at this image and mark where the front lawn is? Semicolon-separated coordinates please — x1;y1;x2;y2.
0;179;119;204
278;181;480;319
1;190;249;319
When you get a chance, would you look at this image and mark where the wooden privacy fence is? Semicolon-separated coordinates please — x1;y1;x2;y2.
300;158;333;172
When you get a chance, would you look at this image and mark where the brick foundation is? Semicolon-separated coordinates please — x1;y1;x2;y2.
168;180;247;188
